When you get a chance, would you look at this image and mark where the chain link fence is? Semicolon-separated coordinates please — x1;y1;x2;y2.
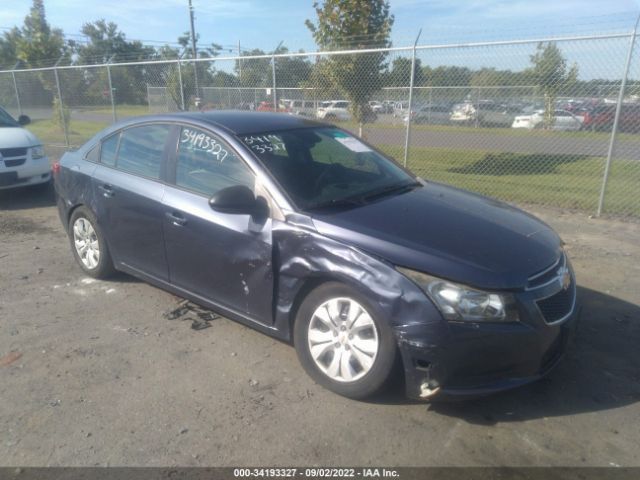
1;32;639;218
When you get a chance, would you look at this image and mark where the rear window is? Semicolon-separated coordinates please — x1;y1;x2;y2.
116;124;171;179
100;133;119;167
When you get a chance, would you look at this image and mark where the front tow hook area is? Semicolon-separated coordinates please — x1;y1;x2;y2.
419;382;442;399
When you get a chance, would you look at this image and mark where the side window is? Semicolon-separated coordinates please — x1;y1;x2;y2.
85;144;99;163
100;133;119;167
116;124;171;179
175;126;254;197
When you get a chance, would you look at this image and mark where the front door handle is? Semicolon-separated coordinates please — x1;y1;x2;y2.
98;184;114;198
166;211;187;226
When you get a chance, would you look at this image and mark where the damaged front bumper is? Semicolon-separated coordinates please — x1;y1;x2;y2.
395;286;578;401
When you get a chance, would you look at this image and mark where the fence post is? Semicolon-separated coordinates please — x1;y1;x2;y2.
106;64;117;123
53;65;70;147
271;41;283;112
272;54;277;111
177;60;185;111
597;17;640;216
403;29;422;168
11;71;22;116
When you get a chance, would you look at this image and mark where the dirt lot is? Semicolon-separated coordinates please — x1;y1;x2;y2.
1;185;639;467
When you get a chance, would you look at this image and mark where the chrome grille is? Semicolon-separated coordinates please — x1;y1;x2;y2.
527;253;565;290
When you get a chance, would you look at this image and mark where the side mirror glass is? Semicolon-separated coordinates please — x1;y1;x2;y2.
18;115;31;126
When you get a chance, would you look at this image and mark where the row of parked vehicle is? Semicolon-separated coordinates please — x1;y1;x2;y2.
252;98;640;133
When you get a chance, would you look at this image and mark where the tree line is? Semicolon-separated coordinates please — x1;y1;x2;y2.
4;0;630;131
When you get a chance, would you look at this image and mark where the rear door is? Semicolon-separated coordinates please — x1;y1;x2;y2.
162;125;274;323
92;123;173;281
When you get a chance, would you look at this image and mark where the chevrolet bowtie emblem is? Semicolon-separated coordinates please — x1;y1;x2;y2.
558;266;571;291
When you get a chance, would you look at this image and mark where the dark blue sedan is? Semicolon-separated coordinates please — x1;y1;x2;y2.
54;111;577;400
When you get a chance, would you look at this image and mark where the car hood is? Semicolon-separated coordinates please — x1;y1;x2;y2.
0;127;41;149
311;182;562;290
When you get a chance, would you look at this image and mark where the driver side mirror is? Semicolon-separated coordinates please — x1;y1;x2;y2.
209;185;269;219
18;115;31;126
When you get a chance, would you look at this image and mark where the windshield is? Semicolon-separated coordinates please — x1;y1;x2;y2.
239;127;417;211
0;107;19;127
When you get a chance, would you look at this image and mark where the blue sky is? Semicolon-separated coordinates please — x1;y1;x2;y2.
2;0;640;78
2;0;640;52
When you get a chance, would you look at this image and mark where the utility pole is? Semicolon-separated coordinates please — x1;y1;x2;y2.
188;0;200;107
238;40;242;83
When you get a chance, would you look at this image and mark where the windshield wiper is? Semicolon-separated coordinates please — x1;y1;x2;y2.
358;181;422;202
306;181;421;211
306;196;364;211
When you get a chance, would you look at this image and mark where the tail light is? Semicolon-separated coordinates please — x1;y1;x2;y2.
52;161;61;176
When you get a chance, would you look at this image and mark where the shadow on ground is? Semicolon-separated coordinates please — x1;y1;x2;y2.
420;286;640;423
0;181;55;210
449;152;590;176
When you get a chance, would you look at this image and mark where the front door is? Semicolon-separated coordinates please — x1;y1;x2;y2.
162;125;274;324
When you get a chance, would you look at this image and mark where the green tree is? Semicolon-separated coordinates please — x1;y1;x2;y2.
0;27;23;68
235;48;271;88
15;0;65;68
529;42;578;129
274;47;313;88
306;0;394;135
76;20;155;64
385;57;423;87
75;20;157;105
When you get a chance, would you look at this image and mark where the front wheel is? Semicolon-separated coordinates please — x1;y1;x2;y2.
294;282;397;399
68;207;115;279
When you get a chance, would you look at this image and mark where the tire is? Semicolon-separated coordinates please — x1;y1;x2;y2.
294;282;397;399
68;206;115;279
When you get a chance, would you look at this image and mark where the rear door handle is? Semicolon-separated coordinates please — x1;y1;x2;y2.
166;211;187;226
98;184;115;198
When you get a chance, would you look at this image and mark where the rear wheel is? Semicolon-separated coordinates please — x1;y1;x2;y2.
68;207;115;279
294;282;397;399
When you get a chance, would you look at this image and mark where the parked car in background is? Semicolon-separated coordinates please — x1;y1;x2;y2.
476;101;522;127
392;101;409;118
0;106;50;190
512;109;583;131
286;100;318;117
234;102;254;111
450;103;477;125
369;101;385;114
54;111;577;401
316;100;351;121
381;100;395;114
256;101;290;113
403;104;451;125
580;103;640;132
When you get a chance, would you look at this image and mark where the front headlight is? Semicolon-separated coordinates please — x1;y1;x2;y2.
31;145;46;160
398;267;519;323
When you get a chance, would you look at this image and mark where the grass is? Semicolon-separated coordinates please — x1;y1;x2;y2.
75;104;151;117
333;119;640;142
378;145;640;217
27;118;108;147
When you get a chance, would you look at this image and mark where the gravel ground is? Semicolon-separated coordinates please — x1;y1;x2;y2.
0;185;639;467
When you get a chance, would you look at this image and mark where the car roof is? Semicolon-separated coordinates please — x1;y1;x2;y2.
107;110;330;136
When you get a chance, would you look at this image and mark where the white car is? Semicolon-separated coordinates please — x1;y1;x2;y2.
316;100;351;121
512;109;583;131
0;107;50;190
368;101;384;113
450;103;477;124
